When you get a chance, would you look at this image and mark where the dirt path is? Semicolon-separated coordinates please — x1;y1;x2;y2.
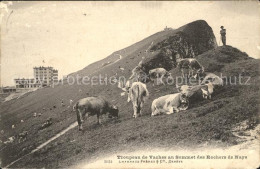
4;122;78;168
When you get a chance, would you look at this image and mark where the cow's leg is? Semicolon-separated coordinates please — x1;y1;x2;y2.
165;106;174;114
76;109;84;131
132;103;137;118
97;113;100;125
97;109;104;125
139;101;144;116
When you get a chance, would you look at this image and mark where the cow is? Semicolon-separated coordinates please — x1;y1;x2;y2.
201;82;214;99
178;58;204;78
194;72;223;86
12;125;15;129
127;82;149;118
176;83;214;101
149;68;171;85
151;93;189;116
74;97;119;131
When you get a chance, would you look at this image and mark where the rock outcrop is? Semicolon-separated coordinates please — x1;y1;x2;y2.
141;20;218;73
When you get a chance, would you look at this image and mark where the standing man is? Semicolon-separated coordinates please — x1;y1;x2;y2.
220;26;226;46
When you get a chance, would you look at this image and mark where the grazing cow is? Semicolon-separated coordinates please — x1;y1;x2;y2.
178;58;204;78
33;112;37;117
12;125;15;129
151;93;189;116
18;131;28;143
149;68;171;85
127;82;149;118
21;120;24;123
74;97;119;131
201;82;214;99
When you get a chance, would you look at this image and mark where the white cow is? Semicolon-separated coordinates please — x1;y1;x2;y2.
201;82;214;99
199;73;223;86
128;82;149;118
151;93;189;116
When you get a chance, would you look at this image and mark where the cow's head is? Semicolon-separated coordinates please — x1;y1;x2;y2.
179;93;189;110
176;84;193;97
108;105;119;118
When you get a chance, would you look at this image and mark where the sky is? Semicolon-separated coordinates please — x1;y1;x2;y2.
0;1;259;86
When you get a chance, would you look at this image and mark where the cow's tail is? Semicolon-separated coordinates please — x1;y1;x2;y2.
135;85;141;114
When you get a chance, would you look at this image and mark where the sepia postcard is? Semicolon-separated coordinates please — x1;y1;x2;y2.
0;1;259;168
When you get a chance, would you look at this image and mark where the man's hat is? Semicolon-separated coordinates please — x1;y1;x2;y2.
220;26;224;28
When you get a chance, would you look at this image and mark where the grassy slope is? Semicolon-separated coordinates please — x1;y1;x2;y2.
1;44;259;168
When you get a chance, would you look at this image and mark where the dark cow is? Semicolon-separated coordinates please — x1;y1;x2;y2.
178;58;204;78
74;97;119;131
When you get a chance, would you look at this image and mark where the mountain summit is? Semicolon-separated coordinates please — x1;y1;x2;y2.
142;20;218;72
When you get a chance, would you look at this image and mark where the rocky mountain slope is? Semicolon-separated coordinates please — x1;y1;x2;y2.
0;20;259;168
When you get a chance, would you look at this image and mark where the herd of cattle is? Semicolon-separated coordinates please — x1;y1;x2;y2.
73;58;224;131
1;57;224;145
